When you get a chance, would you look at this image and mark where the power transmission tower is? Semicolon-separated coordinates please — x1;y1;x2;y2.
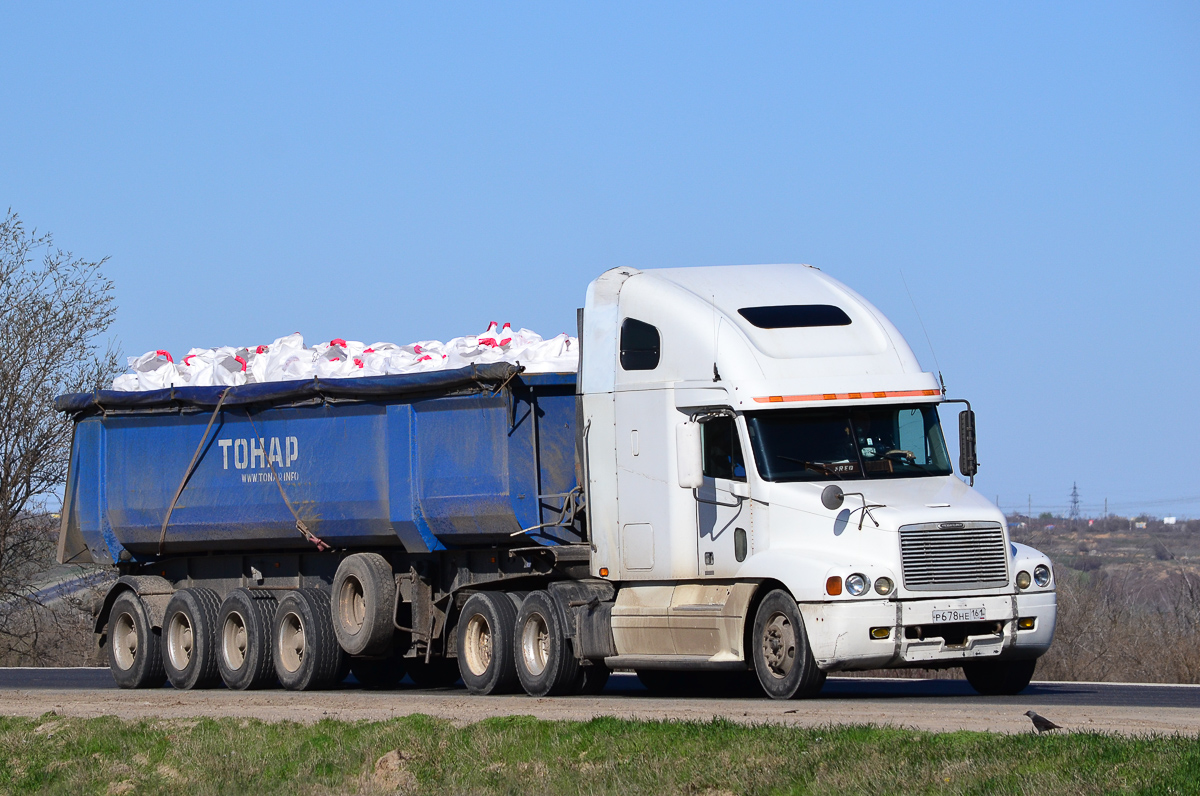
1069;482;1081;522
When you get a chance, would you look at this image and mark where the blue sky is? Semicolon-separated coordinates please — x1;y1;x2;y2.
3;3;1197;517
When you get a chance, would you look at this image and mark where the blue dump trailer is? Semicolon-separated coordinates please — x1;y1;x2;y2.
58;265;1056;700
59;364;581;560
58;363;601;692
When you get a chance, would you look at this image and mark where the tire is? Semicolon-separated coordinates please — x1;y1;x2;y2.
217;589;278;690
107;591;167;689
963;658;1037;696
350;651;407;690
332;553;396;657
750;589;826;700
457;592;520;695
162;588;222;690
575;664;610;695
514;590;579;696
273;589;345;691
405;657;462;688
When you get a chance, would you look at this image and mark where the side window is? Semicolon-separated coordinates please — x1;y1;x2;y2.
701;416;747;481
896;408;927;465
620;318;660;371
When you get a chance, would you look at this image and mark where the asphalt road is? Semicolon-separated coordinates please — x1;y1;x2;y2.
2;666;1197;710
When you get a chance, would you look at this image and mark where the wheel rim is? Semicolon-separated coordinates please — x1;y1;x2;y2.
112;610;138;671
278;611;305;673
338;576;366;635
761;611;797;680
463;613;492;677
520;612;550;677
222;610;248;671
166;611;195;671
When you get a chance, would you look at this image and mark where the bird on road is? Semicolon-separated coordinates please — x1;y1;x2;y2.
1025;710;1064;733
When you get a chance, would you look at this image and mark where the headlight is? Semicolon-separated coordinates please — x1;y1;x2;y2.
846;573;870;596
1016;570;1032;589
874;577;894;596
1033;564;1051;587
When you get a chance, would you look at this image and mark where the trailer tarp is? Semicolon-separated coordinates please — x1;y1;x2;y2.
55;362;522;416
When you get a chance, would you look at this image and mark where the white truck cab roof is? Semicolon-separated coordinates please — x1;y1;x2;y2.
582;264;941;408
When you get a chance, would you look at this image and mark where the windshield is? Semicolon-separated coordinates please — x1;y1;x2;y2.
745;404;952;482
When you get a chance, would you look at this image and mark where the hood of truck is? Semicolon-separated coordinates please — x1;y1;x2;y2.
760;474;1003;532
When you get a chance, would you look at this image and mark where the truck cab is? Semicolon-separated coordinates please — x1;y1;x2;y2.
579;264;1055;697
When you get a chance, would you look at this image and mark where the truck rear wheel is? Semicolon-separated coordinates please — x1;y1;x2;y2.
514;590;579;696
332;553;396;656
457;592;520;695
218;589;278;690
963;658;1037;695
751;589;826;699
107;591;167;689
273;589;345;691
162;588;222;690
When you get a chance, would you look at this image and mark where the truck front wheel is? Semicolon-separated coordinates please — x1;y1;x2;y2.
514;590;579;696
963;658;1037;695
273;589;345;691
751;590;826;699
162;588;223;690
107;591;167;689
457;592;520;695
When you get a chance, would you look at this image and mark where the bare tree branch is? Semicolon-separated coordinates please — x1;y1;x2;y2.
0;209;119;664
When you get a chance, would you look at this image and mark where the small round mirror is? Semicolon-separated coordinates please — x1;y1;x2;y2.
821;484;845;511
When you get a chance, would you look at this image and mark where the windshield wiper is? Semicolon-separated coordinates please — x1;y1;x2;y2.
777;455;844;479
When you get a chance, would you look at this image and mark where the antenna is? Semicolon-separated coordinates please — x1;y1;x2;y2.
711;293;721;382
901;270;944;395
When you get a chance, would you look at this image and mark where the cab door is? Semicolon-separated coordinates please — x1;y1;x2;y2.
695;414;751;577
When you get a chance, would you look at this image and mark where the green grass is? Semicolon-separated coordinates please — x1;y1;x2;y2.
0;713;1197;795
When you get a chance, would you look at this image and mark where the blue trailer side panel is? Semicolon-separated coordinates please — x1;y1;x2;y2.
60;374;579;563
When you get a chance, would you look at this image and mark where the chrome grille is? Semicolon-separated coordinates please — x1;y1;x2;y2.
899;522;1009;590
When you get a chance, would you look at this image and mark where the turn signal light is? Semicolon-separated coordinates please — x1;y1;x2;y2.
599;567;609;577
826;576;843;596
870;627;891;639
1017;617;1036;630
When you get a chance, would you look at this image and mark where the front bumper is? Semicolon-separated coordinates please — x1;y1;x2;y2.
798;591;1057;671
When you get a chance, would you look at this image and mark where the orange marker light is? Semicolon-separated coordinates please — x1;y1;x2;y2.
599;567;609;577
753;388;941;404
826;576;843;596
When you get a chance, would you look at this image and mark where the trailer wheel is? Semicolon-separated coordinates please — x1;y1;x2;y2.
217;589;278;690
457;592;520;695
107;591;167;689
963;658;1037;696
332;553;396;657
350;650;407;690
751;589;826;699
273;589;345;691
162;588;222;690
514;590;579;696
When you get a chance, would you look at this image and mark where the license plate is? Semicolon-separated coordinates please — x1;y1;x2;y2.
931;607;986;623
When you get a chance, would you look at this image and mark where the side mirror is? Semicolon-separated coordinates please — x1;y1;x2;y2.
821;484;844;511
958;409;978;484
676;421;703;489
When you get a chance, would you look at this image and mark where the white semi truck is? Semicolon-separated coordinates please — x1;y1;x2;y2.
61;263;1056;698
